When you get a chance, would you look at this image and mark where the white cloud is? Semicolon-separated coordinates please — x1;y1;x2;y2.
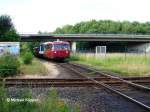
0;0;150;33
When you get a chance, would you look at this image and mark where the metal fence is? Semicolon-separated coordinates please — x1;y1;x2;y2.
74;45;150;59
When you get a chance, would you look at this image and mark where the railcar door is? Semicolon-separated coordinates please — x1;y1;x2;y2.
39;44;45;55
45;44;53;59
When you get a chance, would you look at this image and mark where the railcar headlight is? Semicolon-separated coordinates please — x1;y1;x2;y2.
54;51;57;53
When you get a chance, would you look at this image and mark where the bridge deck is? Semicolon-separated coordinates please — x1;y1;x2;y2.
20;34;150;42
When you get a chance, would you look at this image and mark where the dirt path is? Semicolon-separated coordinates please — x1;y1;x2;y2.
38;59;80;78
17;59;79;78
40;60;60;78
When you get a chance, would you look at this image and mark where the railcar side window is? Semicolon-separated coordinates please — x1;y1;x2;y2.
54;44;70;50
62;44;70;50
48;44;52;50
45;44;52;50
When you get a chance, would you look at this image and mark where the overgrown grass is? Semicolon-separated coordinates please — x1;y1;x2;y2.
69;53;150;77
39;88;80;112
20;58;49;75
0;54;20;77
0;85;80;112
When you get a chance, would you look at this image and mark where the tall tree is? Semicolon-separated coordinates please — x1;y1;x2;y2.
0;15;19;41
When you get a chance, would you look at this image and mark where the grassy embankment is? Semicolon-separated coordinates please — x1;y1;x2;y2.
69;53;150;77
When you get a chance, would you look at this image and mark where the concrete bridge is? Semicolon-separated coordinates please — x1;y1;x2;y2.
20;34;150;42
20;34;150;53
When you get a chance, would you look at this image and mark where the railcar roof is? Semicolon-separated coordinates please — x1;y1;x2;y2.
53;41;69;44
42;41;69;45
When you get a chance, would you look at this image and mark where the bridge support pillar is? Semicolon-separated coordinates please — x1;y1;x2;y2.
71;41;76;53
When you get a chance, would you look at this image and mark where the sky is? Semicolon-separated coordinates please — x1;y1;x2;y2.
0;0;150;34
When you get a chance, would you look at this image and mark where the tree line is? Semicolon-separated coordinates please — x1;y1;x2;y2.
53;20;150;49
1;14;150;41
54;20;150;34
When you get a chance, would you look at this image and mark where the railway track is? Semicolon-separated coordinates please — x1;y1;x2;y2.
0;62;150;111
0;77;150;87
57;62;150;111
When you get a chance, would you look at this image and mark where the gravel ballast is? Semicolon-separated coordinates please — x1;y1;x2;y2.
6;87;149;112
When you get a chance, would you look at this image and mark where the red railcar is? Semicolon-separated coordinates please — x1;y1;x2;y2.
34;41;70;60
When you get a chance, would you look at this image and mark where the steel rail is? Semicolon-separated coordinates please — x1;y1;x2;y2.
1;77;150;81
0;78;150;88
3;81;150;87
4;82;95;87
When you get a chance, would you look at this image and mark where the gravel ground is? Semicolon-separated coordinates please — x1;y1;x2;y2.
6;87;149;112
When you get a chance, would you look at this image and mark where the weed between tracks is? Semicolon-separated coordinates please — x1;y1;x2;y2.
0;85;80;112
69;53;150;77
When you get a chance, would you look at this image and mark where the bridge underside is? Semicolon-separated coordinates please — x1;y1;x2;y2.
20;34;150;42
20;34;150;53
76;41;150;53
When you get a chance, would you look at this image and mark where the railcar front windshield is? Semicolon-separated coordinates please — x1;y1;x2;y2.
53;44;70;50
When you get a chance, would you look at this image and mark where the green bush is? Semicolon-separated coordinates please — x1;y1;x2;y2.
23;52;33;64
0;55;20;77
